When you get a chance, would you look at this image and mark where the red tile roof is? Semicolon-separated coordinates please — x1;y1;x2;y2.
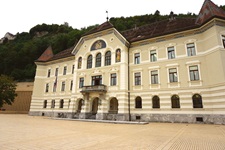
47;46;74;62
122;18;198;42
196;0;225;25
36;46;54;62
83;21;114;36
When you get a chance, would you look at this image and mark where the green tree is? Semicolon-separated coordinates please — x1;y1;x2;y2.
0;75;17;108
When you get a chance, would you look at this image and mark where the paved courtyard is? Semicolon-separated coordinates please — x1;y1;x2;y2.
0;114;225;150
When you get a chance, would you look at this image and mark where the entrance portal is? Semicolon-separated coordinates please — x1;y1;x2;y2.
92;98;99;115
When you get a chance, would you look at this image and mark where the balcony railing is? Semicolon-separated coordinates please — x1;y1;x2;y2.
81;85;107;93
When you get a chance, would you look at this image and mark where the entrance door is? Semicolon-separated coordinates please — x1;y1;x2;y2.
92;98;99;114
92;75;102;85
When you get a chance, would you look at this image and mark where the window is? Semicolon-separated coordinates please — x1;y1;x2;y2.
222;35;225;48
45;83;49;93
43;100;47;108
167;46;175;59
92;75;102;85
192;94;203;108
171;95;180;108
187;43;196;56
63;66;67;75
55;68;58;76
72;65;75;74
110;73;117;86
105;51;111;66
169;68;178;82
151;70;158;84
134;53;140;64
61;81;65;91
87;55;92;69
150;50;157;62
53;77;57;92
152;95;160;108
79;78;84;88
47;69;51;77
95;53;101;67
70;80;73;91
116;49;121;62
78;57;82;69
135;96;142;108
59;99;64;108
189;66;199;81
51;100;55;108
134;72;141;85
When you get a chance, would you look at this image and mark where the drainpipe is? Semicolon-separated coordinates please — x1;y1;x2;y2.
128;47;131;121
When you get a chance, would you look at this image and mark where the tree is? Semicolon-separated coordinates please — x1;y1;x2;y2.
0;75;17;108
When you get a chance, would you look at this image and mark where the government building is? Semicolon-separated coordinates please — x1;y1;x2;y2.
30;0;225;124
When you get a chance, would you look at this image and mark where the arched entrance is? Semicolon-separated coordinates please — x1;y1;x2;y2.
77;99;83;113
109;98;118;114
92;98;99;115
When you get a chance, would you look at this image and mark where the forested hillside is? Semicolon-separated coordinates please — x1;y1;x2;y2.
0;6;224;81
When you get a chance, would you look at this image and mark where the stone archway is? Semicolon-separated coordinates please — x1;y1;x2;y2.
109;98;118;114
92;98;99;115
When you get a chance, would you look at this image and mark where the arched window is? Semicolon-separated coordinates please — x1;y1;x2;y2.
152;95;160;108
109;98;118;114
87;55;92;69
105;51;111;66
192;94;203;108
78;57;82;69
116;49;121;62
95;53;101;67
135;96;142;108
59;99;64;108
171;95;180;108
51;100;55;108
43;100;47;108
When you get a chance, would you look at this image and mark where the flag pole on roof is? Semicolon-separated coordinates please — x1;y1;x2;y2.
106;10;109;21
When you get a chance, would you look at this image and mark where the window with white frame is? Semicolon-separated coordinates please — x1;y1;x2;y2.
72;65;75;74
222;35;225;48
110;73;117;86
47;69;51;77
134;53;140;64
79;77;84;88
189;65;199;81
150;50;157;62
45;83;49;93
70;80;73;91
55;68;58;76
63;66;67;75
87;55;93;69
169;68;178;82
61;81;65;91
134;72;141;85
95;53;101;67
167;46;175;59
187;43;196;56
51;100;55;108
151;70;158;84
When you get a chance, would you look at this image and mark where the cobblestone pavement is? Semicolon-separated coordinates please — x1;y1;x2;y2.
0;114;225;150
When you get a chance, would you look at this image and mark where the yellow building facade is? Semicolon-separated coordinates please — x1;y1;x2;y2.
30;0;225;124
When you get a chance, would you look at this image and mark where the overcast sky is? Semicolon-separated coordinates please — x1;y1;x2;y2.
0;0;224;38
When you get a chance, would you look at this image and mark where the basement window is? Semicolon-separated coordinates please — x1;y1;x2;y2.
196;117;203;122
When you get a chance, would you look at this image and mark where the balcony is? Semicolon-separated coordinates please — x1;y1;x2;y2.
80;85;107;93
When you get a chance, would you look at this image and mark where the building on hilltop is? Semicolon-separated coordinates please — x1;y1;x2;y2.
0;32;16;44
29;0;225;124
